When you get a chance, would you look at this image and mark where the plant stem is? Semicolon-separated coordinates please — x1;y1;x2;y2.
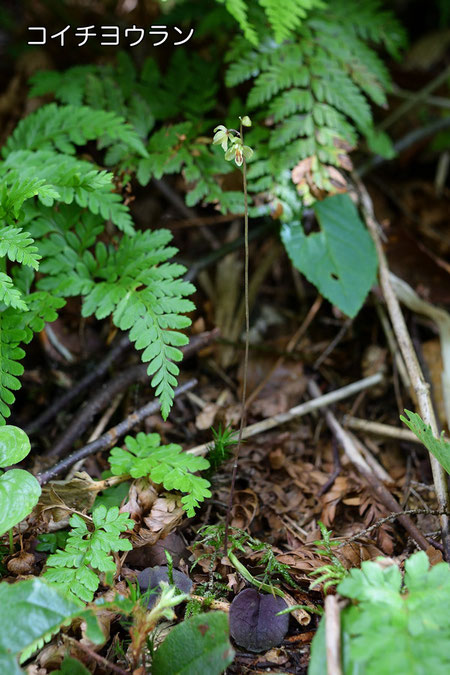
227;550;285;598
8;528;14;555
224;118;250;555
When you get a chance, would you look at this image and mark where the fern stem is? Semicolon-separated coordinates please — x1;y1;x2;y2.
224;120;250;556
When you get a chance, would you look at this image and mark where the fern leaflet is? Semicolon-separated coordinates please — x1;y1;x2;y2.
109;432;211;517
44;506;133;602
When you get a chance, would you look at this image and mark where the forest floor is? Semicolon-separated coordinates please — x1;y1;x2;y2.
1;3;450;674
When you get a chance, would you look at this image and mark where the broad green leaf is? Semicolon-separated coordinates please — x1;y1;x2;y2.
0;469;41;536
308;553;450;674
401;409;450;475
281;193;378;317
0;578;101;673
0;425;31;466
51;656;90;675
152;611;235;675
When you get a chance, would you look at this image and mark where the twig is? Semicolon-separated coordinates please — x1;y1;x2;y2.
338;508;450;548
313;317;352;369
66;392;125;480
380;64;450;131
391;86;450;110
187;372;384;457
65;636;128;675
25;334;131;435
389;273;450;428
342;415;421;443
325;595;342;675
355;178;450;559
358;116;450;177
308;379;430;551
183;220;275;282
46;330;218;458
37;378;197;485
152;177;219;250
375;300;412;396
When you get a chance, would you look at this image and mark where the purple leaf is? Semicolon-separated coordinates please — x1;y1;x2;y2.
137;565;193;608
229;588;289;652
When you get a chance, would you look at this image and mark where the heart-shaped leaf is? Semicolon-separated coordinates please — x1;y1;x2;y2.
0;425;31;467
0;469;41;536
229;588;289;652
281;193;377;318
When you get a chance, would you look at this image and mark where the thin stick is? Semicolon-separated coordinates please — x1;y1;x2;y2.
46;330;218;458
338;508;450;548
308;379;430;551
380;64;450;131
224;117;250;555
25;333;131;435
325;595;342;675
37;379;197;485
188;372;384;457
65;636;128;675
343;415;421;443
356;177;450;560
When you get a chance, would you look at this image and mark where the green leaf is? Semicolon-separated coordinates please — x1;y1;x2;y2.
310;553;450;674
0;469;41;536
400;410;450;475
152;611;235;675
0;578;101;673
0;425;31;466
281;193;377;317
109;432;211;517
51;656;90;675
44;505;134;602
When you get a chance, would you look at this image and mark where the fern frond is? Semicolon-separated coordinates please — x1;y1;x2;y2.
0;309;26;423
259;0;325;43
0;177;59;223
2;151;134;234
2;103;148;158
58;230;196;419
0;226;40;270
44;506;133;602
219;0;258;45
109;432;211;517
0;272;27;311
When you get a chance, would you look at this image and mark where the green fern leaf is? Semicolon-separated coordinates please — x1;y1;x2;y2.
2;151;134;235
44;507;133;602
0;226;40;270
109;432;211;517
0;309;26;423
259;0;324;43
2;103;148;158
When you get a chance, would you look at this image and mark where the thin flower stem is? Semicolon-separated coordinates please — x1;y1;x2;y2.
224;118;250;555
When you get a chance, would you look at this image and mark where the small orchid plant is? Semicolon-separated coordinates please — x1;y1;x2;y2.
212;115;253;166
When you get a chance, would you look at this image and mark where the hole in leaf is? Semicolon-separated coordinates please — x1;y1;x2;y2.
331;273;339;280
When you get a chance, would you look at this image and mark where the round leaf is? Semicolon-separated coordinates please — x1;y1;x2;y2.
0;425;31;467
229;588;289;652
0;469;41;536
137;565;193;609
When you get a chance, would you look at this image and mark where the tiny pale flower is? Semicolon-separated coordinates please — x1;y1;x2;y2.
241;115;252;127
213;125;229;151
